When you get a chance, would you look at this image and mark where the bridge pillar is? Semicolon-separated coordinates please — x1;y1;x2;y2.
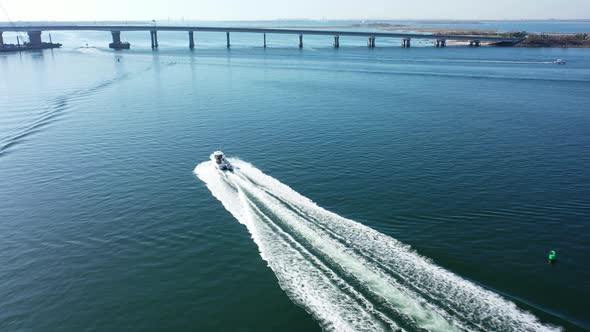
474;40;481;47
333;35;339;48
402;38;411;47
150;30;158;49
28;31;42;45
469;41;474;47
0;31;3;47
226;32;230;48
189;31;194;49
299;34;303;48
437;39;446;47
109;31;130;49
263;33;266;48
367;36;375;48
112;31;121;44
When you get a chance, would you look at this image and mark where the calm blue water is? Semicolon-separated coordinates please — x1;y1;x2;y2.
1;21;589;331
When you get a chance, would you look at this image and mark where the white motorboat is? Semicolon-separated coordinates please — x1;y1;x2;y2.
553;59;567;65
210;151;233;171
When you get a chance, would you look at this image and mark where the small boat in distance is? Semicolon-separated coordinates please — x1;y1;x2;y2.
210;151;233;171
553;59;567;65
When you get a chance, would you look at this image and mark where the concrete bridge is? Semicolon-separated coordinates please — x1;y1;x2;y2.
0;25;524;50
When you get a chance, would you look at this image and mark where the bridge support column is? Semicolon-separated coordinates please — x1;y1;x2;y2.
474;40;481;47
367;36;375;48
226;32;230;48
109;31;130;49
150;30;158;49
28;31;42;45
188;31;195;49
469;41;474;47
299;34;303;48
333;35;339;48
263;33;266;48
0;31;3;47
112;31;121;44
436;39;446;47
402;38;411;47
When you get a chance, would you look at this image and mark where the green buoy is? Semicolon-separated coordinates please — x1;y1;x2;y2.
548;250;557;262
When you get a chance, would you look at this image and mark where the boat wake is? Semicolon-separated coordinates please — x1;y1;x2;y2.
195;159;560;332
0;66;155;158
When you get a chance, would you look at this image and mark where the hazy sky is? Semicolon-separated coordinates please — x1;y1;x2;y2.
1;0;588;21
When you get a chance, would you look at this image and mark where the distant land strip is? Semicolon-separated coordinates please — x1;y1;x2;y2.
272;23;590;47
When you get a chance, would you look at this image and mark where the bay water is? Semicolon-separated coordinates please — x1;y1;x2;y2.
1;21;589;331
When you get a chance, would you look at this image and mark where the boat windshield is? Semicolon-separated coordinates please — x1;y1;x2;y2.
215;154;224;163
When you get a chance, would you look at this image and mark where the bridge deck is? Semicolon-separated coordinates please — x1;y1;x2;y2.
0;25;523;42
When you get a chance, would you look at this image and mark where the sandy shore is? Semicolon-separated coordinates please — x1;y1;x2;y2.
269;24;500;35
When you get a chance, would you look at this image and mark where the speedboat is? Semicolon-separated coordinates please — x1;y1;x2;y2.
210;151;233;171
553;59;566;65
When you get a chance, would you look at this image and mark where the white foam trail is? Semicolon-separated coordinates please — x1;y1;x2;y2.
195;159;561;332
